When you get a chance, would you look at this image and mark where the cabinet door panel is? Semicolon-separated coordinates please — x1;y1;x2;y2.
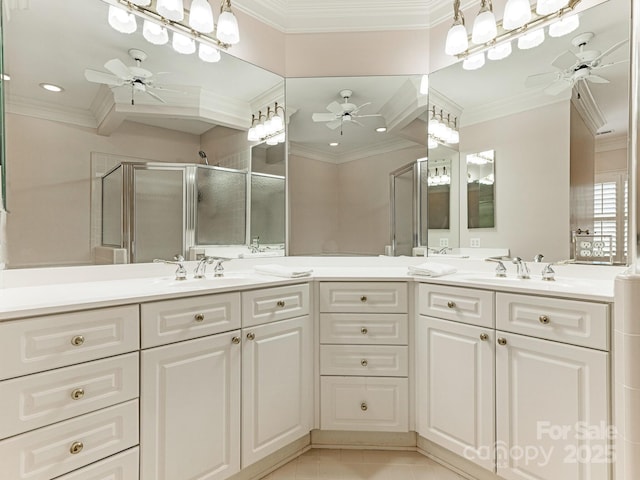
416;316;495;471
141;331;241;480
242;316;312;467
496;332;609;480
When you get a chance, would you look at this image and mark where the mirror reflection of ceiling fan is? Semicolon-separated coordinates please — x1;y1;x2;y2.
84;49;177;105
525;32;628;95
312;89;382;134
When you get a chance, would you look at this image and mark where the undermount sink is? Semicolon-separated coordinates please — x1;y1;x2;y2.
457;274;592;290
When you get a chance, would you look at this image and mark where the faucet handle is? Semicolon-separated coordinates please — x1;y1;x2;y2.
154;255;187;281
541;263;555;281
533;253;544;263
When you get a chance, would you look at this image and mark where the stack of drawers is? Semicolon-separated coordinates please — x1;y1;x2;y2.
0;305;140;480
318;282;409;432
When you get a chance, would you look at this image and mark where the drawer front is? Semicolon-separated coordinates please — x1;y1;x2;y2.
320;376;409;432
0;353;139;439
0;305;140;380
55;447;139;480
242;283;309;328
320;282;408;313
419;284;494;328
320;313;408;345
496;293;610;350
0;399;139;480
141;292;241;348
320;345;408;377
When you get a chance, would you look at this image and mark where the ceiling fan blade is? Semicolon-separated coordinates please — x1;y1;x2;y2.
525;71;558;88
592;59;628;71
552;50;579;70
129;66;153;79
326;119;343;130
592;39;629;65
147;85;185;94
352;101;371;113
145;89;167;103
312;112;337;122
354;114;383;119
351;119;365;127
104;58;134;80
544;78;573;95
326;101;343;115
586;75;610;84
84;69;124;86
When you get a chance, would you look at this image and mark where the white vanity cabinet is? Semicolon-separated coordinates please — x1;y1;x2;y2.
241;283;313;468
140;293;242;480
0;306;140;480
319;282;409;432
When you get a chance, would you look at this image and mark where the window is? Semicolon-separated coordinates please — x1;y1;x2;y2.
594;172;627;263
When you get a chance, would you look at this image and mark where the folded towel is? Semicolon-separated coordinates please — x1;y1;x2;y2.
408;262;457;277
254;264;313;278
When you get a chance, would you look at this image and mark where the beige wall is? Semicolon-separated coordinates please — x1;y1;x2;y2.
459;101;571;261
570;102;596;234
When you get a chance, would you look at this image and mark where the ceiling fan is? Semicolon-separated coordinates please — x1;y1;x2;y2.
84;49;173;105
312;89;382;133
525;32;628;96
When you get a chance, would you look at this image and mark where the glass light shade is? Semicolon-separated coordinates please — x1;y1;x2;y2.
189;0;214;33
449;130;460;144
217;11;240;45
549;15;580;37
143;21;169;45
271;114;284;131
445;23;468;55
428;137;438;149
247;127;259;141
266;137;278;146
518;28;545;49
471;10;497;44
503;0;531;30
263;118;275;135
157;0;184;21
108;6;137;34
198;43;221;62
420;75;429;94
276;132;286;143
433;122;448;139
172;32;196;54
488;41;512;60
462;52;485;70
129;0;151;5
536;0;568;15
255;123;265;139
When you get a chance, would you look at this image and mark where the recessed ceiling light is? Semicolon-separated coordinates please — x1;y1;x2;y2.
329;142;339;147
376;127;387;133
40;83;64;93
1;74;10;81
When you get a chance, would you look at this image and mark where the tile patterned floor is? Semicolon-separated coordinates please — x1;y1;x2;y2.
261;449;467;480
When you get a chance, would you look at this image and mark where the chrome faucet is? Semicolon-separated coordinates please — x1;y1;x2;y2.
533;253;544;263
541;263;556;281
194;256;215;279
249;236;260;253
512;257;530;279
437;247;452;254
153;255;187;280
212;257;230;277
485;257;507;277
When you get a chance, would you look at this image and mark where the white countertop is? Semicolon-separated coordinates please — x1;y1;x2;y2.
0;256;626;321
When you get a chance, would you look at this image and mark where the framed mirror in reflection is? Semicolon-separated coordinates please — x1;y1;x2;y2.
2;0;285;268
467;150;495;229
428;0;630;263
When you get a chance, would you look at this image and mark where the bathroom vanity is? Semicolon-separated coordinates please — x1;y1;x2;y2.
0;257;619;480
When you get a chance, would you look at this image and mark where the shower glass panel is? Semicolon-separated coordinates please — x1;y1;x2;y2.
390;163;416;256
250;173;285;245
101;164;123;247
133;167;185;263
196;166;246;245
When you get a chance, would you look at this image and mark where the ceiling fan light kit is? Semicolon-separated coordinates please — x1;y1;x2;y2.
102;0;239;64
445;0;583;71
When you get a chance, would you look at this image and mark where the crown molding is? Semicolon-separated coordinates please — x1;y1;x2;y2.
290;137;417;164
6;94;97;129
381;77;428;132
596;134;627;153
571;82;606;135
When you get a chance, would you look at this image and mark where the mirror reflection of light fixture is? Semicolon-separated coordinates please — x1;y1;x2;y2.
108;5;137;33
247;103;286;144
518;28;545;49
503;0;531;30
548;14;579;37
172;31;196;54
463;52;485;70
156;0;184;21
143;20;169;45
488;41;512;60
199;43;221;63
428;106;460;146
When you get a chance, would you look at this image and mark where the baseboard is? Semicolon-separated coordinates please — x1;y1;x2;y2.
311;429;417;449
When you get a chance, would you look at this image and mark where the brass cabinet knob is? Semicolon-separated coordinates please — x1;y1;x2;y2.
447;301;456;309
276;300;285;307
70;335;85;346
480;333;489;341
247;332;255;341
360;296;368;303
497;337;507;346
231;336;240;345
361;359;368;367
539;315;550;324
70;388;85;400
69;442;84;455
361;327;368;335
194;313;205;322
360;402;368;411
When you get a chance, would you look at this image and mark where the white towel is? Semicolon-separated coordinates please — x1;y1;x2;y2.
254;264;313;278
408;262;457;277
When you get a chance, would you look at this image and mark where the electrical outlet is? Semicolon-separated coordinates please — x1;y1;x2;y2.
470;238;481;248
439;238;449;247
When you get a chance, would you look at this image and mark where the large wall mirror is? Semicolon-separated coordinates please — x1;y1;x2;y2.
286;75;443;256
2;0;284;268
429;0;630;263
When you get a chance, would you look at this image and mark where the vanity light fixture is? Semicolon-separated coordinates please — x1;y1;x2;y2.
102;0;240;63
445;0;582;70
247;103;285;144
40;83;64;92
420;75;429;95
329;142;339;147
1;74;10;81
427;107;460;146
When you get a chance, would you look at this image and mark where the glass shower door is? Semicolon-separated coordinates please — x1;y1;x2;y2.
390;163;418;256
